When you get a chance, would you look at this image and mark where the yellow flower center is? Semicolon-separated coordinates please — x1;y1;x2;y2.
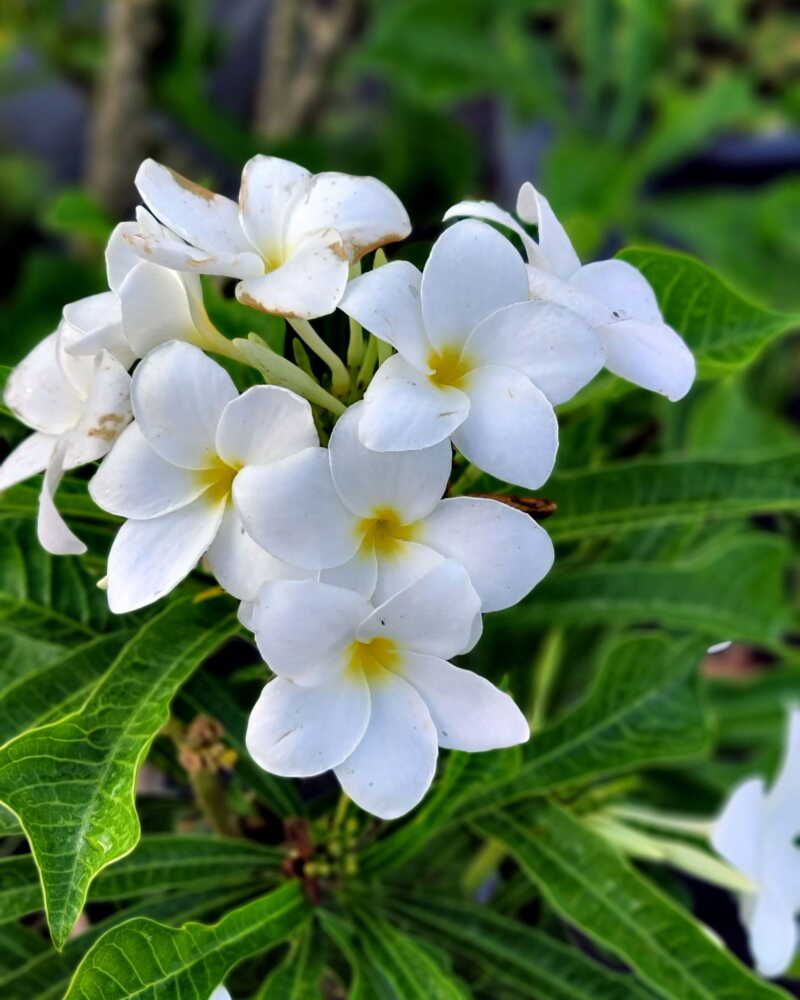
346;636;399;680
356;506;418;557
427;345;472;389
196;458;239;506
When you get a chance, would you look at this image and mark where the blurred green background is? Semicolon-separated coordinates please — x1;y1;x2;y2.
1;0;799;365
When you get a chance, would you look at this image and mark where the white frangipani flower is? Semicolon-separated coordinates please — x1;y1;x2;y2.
0;322;131;555
235;401;554;609
338;219;603;488
126;156;411;320
65;211;229;367
90;341;312;613
445;184;695;402
711;706;800;978
245;560;529;818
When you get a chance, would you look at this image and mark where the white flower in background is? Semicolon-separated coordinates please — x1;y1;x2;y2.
0;322;131;555
209;988;231;1000
90;341;313;613
711;706;800;978
235;401;554;608
126;156;411;320
338;219;603;488
64;210;226;366
445;183;696;402
245;560;529;818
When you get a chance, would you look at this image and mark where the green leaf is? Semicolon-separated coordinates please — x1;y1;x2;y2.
0;923;48;976
390;894;652;999
506;533;791;649
0;633;129;746
477;801;790;1000
63;882;309;999
0;834;282;925
544;450;800;543
617;246;799;376
254;922;325;999
0;596;240;948
2;887;254;1000
41;189;114;245
348;907;468;1000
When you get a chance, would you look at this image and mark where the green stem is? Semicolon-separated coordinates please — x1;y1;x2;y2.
287;317;350;397
347;261;364;370
233;336;345;416
462;838;505;896
332;790;350;833
529;628;564;729
608;804;714;838
448;463;482;496
355;334;378;391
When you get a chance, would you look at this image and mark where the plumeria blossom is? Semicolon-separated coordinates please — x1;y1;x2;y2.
235;401;554;609
64;211;229;367
0;321;131;555
711;706;800;977
338;219;603;488
90;341;314;613
245;560;529;818
126;156;411;320
444;183;695;402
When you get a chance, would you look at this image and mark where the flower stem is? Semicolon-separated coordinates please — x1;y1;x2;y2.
347;261;364;370
448;462;483;496
529;628;564;729
607;803;714;838
287;317;350;397
233;336;345;416
355;334;378;392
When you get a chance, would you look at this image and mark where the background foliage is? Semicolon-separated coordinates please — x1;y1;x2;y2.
0;0;798;996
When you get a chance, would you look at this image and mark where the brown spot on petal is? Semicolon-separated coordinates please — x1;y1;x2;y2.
168;166;216;202
352;233;408;261
331;240;348;261
471;492;558;520
87;412;127;442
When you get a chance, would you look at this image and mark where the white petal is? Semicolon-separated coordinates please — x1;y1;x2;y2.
334;669;437;819
358;559;481;660
37;443;86;556
234;448;359;571
330;401;450;522
131;341;237;469
319;544;378;601
747;888;799;978
419;497;554;612
527;266;614;326
206;504;308;602
124;223;263;280
106;221;145;294
338;261;431;371
359;354;469;452
62;291;135;369
236;227;349;320
89;422;205;518
516;182;581;279
711;777;766;879
135;159;255;257
60;351;132;468
246;673;370;778
464;300;604;404
250;579;371;685
399;652;529;750
215;385;317;468
421;219;529;352
238;155;311;262
106;494;226;613
0;432;57;491
373;540;444;607
570;259;663;325
5;332;83;434
118;261;200;357
454;365;558;490
598;319;696;402
285;171;410;261
443;198;542;265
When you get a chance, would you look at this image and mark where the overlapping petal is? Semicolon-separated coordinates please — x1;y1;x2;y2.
216;385;317;469
238;155;311;262
5;331;83;435
516;181;581;279
598;318;696;402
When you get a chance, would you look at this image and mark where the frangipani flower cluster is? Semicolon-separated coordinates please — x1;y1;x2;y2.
0;155;696;820
712;706;800;978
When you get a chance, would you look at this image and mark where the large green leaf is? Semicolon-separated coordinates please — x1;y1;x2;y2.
390;894;652;999
544;450;800;542
507;533;791;649
63;882;308;999
478;801;790;1000
0;835;282;924
254;923;325;999
617;246;799;376
0;596;240;948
